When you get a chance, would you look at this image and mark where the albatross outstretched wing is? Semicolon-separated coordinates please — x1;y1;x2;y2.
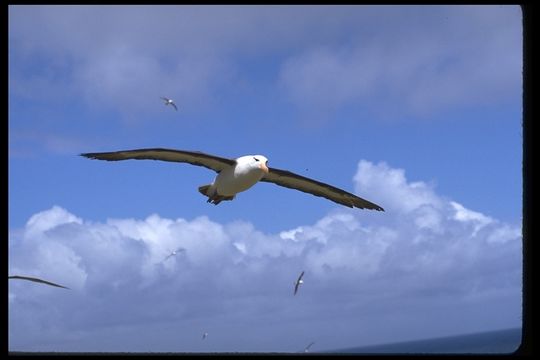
262;168;384;211
81;148;236;173
9;275;70;289
304;342;315;352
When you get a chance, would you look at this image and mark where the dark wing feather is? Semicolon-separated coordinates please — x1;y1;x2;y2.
163;254;173;261
9;275;70;289
294;271;304;295
171;102;178;111
81;148;236;173
261;168;384;211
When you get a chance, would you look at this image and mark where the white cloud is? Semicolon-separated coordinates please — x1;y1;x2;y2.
354;160;442;214
9;6;521;123
9;5;342;119
451;201;493;223
9;159;521;352
278;5;522;119
25;205;82;237
450;201;494;236
486;224;521;245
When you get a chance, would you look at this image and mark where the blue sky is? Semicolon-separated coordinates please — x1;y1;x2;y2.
8;5;522;353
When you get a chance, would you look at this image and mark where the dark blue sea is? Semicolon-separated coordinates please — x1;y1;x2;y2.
324;327;522;354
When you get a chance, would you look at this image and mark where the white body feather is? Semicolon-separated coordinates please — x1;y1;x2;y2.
211;155;268;196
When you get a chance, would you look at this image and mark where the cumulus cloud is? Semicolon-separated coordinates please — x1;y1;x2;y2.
9;160;521;352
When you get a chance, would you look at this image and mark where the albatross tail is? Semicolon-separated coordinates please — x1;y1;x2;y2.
198;184;234;205
198;184;212;197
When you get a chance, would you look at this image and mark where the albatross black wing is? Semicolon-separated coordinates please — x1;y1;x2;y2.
261;167;384;211
297;270;305;282
294;270;305;295
9;275;70;289
81;148;236;173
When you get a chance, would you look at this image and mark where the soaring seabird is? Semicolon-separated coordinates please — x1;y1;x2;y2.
294;270;305;296
304;341;315;353
202;332;208;340
163;247;185;262
9;275;70;289
80;148;384;210
160;97;178;111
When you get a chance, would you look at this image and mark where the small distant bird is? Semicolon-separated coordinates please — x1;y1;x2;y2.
304;341;315;353
202;332;208;340
160;97;178;111
294;271;305;296
9;275;70;289
163;247;185;262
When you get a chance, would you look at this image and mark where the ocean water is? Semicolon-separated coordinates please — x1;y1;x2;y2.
325;327;522;354
10;328;523;355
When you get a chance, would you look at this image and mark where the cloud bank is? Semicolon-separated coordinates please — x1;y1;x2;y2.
278;6;522;118
9;5;522;121
9;159;522;352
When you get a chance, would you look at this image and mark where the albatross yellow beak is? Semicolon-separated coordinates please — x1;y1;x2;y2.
260;162;269;173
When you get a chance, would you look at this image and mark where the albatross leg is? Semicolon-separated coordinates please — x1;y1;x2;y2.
208;194;235;205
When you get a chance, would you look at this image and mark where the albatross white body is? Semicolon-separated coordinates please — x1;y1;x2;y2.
203;155;269;202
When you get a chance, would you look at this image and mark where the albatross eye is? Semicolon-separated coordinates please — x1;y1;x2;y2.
253;157;259;162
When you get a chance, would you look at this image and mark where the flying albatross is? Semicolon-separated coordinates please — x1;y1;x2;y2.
163;247;186;262
9;275;70;289
304;341;315;353
80;148;384;210
294;270;305;296
160;97;178;111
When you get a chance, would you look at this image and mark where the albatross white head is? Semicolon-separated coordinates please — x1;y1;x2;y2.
236;155;269;174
